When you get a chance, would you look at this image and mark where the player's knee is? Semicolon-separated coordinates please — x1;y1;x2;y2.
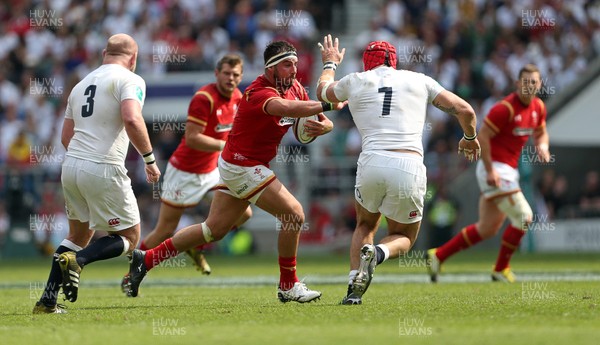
117;225;140;252
498;193;533;231
286;203;305;225
200;222;227;243
126;234;138;251
518;207;533;231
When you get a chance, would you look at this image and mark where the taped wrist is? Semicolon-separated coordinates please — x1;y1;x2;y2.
142;151;156;165
321;102;333;112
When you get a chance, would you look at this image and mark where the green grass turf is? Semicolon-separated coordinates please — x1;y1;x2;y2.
0;252;598;345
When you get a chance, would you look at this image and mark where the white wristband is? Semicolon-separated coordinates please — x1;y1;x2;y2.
538;143;549;151
143;152;155;165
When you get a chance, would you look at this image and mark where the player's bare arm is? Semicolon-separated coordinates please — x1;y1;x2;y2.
533;125;551;162
264;98;344;118
316;34;346;104
184;121;226;151
61;118;75;150
432;90;476;135
432;90;480;161
121;99;160;183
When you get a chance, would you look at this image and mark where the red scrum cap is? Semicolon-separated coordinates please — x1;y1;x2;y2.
363;41;397;71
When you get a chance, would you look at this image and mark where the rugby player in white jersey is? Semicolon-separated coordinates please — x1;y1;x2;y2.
316;35;480;304
33;34;160;313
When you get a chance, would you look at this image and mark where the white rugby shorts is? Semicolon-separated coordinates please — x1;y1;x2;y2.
61;156;140;231
216;156;276;204
355;151;427;224
476;160;521;199
159;162;220;207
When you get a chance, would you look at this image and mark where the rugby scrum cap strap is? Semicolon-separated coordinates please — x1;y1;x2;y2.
363;41;397;71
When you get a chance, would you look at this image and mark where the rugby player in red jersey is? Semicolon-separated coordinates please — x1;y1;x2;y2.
126;41;345;303
120;55;252;293
427;64;551;282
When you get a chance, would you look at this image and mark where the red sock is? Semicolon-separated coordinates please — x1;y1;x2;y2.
145;238;178;270
436;224;483;262
278;256;299;290
139;240;148;251
494;225;525;272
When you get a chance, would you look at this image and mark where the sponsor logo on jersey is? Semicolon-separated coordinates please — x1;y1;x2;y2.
513;127;534;136
279;117;295;126
215;123;233;132
408;210;418;219
108;218;121;227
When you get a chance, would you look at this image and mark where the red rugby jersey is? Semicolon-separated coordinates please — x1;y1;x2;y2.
169;83;241;173
484;92;547;168
221;75;309;167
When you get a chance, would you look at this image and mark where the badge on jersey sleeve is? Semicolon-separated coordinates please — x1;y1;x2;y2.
136;86;144;102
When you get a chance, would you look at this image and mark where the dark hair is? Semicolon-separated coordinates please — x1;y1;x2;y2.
263;41;296;65
518;64;540;79
216;54;243;72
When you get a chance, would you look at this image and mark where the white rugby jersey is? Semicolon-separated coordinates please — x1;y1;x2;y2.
65;64;146;165
333;66;444;156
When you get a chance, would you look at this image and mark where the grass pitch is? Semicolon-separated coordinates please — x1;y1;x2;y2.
1;252;598;345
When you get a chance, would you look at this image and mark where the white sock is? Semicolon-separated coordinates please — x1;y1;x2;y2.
376;244;390;263
60;239;82;251
119;235;130;256
348;270;358;285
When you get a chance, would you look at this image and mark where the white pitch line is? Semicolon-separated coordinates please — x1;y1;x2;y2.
5;272;600;289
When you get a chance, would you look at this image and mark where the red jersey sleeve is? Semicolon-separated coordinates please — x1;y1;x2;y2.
245;86;280;115
187;91;213;127
484;101;512;135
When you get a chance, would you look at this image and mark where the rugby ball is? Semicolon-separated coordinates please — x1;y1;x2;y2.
293;115;319;144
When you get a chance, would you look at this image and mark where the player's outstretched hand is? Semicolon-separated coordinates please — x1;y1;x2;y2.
319;34;346;65
145;162;161;184
457;137;481;162
304;113;334;137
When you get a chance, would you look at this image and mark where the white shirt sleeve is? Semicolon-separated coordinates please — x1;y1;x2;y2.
119;75;146;107
423;74;445;103
64;96;73;119
333;73;355;101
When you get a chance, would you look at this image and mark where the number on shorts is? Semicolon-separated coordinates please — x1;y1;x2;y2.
82;85;97;118
378;87;392;117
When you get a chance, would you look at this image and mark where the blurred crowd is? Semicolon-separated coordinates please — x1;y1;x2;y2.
0;0;599;251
